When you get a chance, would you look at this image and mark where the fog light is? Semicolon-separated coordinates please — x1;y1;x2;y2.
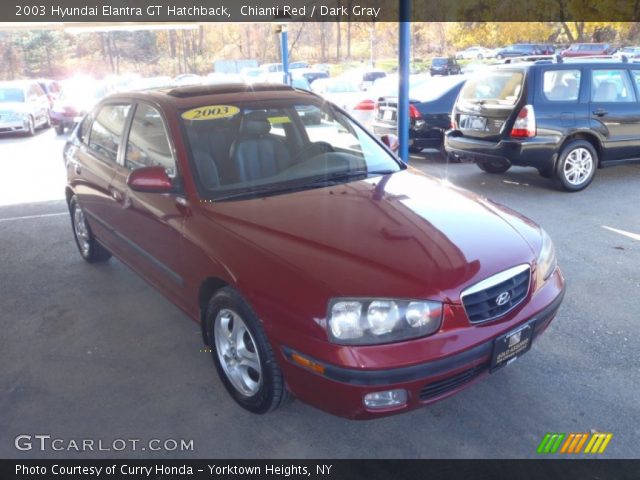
363;389;407;409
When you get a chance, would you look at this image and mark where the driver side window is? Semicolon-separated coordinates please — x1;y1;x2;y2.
125;103;175;176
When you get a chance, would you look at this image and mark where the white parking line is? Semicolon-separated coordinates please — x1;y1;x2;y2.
602;225;640;242
0;212;67;223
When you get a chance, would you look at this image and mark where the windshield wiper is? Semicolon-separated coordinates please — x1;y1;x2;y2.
211;170;397;201
299;169;397;188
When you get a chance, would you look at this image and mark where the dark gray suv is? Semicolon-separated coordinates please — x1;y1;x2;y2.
445;58;640;191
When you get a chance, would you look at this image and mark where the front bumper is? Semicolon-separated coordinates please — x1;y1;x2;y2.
0;119;28;134
278;268;565;419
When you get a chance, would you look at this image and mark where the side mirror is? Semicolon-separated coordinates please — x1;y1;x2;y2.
127;166;174;193
380;134;399;153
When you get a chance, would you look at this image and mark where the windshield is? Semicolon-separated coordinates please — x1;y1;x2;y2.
459;70;524;105
0;87;25;103
181;100;403;201
432;58;447;65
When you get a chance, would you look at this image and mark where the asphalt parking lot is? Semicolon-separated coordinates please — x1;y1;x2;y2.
1;129;638;459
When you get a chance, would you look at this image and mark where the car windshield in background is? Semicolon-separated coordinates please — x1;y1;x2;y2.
0;87;25;103
181;100;402;201
432;58;448;65
460;71;524;105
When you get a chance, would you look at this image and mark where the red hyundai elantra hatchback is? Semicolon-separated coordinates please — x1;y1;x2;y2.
63;83;565;419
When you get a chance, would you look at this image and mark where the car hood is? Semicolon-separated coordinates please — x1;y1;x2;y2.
203;168;541;303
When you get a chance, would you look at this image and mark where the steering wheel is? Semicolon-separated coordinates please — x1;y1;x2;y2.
294;141;334;163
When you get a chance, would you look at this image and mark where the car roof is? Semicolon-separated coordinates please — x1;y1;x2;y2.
98;83;318;110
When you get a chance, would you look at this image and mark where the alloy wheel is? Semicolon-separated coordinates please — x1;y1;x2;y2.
214;308;262;397
563;147;593;186
73;206;90;256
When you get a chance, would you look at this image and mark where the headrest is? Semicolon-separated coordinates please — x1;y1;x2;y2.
239;110;271;137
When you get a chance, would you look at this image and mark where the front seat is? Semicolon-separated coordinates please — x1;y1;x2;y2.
593;81;618;102
230;111;290;182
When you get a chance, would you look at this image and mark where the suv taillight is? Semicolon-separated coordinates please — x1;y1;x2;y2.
409;104;422;120
511;105;536;138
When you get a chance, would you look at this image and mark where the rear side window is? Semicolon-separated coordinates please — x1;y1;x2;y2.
543;69;581;102
631;71;640;94
591;70;636;103
88;104;131;163
460;71;524;105
125;104;174;174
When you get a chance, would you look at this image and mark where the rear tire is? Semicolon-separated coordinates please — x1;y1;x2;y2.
205;287;290;414
554;140;597;192
477;159;511;174
69;196;111;263
409;145;423;154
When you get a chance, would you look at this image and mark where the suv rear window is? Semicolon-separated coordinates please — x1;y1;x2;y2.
459;70;524;106
543;69;581;101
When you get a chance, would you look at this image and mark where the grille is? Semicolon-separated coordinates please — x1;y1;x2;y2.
461;264;530;324
419;364;487;401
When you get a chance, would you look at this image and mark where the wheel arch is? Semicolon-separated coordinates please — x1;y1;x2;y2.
559;132;603;168
198;276;230;345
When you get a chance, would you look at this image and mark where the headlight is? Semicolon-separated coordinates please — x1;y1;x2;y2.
328;298;443;345
535;229;557;290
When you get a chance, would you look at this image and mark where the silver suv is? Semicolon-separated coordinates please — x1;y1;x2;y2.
0;81;51;136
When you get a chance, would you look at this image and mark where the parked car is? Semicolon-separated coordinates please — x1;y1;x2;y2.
0;80;50;136
456;46;493;60
445;59;640;191
63;83;565;419
291;68;329;85
36;79;62;107
340;68;387;90
373;76;467;155
430;57;462;76
240;67;264;84
615;46;640;59
311;78;368;114
349;74;433;129
561;43;613;57
51;83;109;135
260;63;284;73
536;44;556;55
495;44;541;59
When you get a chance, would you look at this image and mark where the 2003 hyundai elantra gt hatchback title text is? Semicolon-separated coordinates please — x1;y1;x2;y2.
64;83;565;419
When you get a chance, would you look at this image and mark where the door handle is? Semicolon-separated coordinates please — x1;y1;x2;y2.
592;108;608;117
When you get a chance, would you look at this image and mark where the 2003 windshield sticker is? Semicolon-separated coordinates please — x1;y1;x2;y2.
181;105;240;121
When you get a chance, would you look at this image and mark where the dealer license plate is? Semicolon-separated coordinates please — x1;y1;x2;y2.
490;322;534;372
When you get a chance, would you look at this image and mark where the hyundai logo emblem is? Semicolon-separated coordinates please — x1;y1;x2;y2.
495;291;511;306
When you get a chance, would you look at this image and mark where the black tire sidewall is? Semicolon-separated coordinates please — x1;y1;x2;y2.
477;159;511;174
206;288;284;414
555;140;597;191
70;197;91;260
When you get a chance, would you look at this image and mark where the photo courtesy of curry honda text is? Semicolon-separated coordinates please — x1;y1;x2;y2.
63;83;565;419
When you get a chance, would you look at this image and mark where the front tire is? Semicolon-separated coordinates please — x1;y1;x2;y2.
477;159;511;174
206;287;290;414
554;140;597;191
69;196;111;263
